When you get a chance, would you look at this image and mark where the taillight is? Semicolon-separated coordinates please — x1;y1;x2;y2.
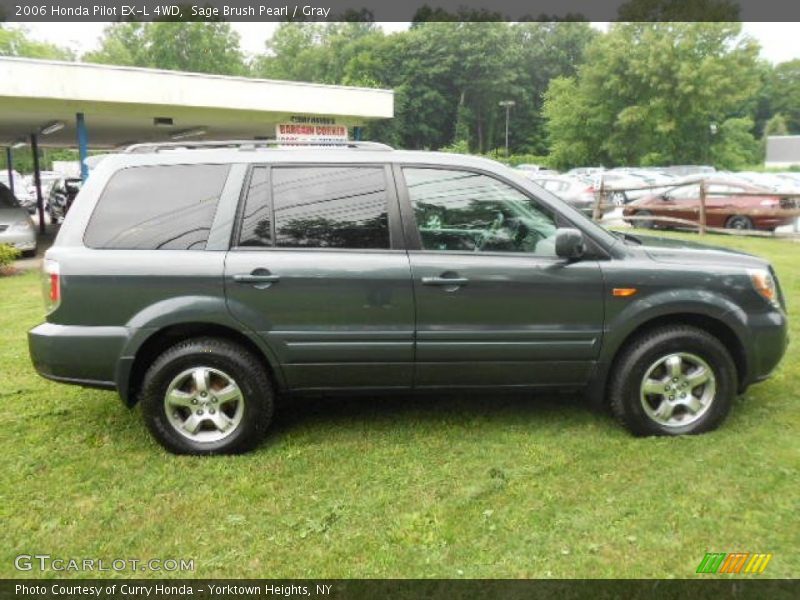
42;259;61;314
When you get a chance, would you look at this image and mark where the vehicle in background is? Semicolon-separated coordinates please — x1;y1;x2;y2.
594;171;650;205
731;171;799;193
660;165;716;177
0;182;37;256
47;177;83;224
622;179;796;231
0;170;34;212
527;174;611;217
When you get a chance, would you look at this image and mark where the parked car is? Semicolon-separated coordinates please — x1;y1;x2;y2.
0;182;37;256
29;142;787;454
527;174;610;217
47;177;83;224
623;179;796;231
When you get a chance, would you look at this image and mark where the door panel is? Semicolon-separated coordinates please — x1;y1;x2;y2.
411;252;603;387
224;164;414;391
398;166;605;389
225;250;415;389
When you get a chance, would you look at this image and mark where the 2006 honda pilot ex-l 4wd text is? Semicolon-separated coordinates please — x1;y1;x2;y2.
28;141;788;454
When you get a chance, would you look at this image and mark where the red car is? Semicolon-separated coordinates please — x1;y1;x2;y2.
623;179;797;231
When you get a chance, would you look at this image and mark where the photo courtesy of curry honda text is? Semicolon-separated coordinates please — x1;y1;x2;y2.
28;141;788;455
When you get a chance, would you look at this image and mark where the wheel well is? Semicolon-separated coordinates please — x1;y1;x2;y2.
606;313;747;395
127;323;279;406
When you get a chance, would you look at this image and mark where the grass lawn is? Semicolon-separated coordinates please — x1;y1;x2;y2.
1;231;798;579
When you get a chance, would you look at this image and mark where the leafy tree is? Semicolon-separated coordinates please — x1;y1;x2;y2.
764;114;789;137
768;60;800;133
0;26;74;60
544;23;762;169
84;22;245;75
709;117;762;169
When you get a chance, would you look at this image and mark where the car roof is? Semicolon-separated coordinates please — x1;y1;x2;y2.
95;147;509;172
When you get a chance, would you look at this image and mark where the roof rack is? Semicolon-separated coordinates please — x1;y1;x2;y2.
123;140;394;153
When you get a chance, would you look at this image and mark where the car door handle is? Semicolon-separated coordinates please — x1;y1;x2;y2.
421;276;469;286
233;274;281;283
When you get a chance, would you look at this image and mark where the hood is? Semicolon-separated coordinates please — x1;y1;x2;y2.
633;233;769;269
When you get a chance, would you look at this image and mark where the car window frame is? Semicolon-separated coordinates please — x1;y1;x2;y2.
393;163;607;260
230;163;404;254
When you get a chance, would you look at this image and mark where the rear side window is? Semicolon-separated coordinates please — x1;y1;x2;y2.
84;164;230;250
237;166;390;249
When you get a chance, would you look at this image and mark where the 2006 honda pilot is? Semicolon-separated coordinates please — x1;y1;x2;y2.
28;141;788;454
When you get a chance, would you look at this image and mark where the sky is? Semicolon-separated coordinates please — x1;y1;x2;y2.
11;22;800;65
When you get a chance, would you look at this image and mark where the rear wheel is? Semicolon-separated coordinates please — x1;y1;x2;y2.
141;337;274;455
725;215;753;230
609;326;737;436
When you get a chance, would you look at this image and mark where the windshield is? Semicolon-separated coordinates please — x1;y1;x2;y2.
0;183;20;208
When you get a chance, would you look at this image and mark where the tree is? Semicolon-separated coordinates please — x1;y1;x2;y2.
544;23;762;169
768;60;800;133
0;25;74;60
84;22;245;75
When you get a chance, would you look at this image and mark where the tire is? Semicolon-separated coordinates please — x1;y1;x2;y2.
633;209;655;229
725;215;753;230
141;337;274;455
608;326;737;436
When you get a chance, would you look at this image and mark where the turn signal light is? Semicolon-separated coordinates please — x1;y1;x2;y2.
748;269;779;307
612;288;638;297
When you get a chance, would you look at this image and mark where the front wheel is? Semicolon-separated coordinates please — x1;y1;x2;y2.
608;326;737;436
141;337;274;455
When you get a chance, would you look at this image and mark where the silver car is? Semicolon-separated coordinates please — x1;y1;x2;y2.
0;182;37;256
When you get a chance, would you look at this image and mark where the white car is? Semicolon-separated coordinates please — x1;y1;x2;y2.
0;182;37;256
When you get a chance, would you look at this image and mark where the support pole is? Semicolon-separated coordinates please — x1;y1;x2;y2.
698;179;707;236
5;147;13;197
30;134;45;234
76;112;89;181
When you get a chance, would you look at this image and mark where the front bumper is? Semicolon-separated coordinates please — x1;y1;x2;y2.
28;322;129;389
743;308;789;389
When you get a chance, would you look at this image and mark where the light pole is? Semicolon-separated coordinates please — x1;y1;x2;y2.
498;100;515;157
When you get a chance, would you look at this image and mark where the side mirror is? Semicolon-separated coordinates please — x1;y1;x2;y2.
555;227;585;260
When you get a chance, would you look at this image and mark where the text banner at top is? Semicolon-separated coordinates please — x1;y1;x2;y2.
2;0;800;22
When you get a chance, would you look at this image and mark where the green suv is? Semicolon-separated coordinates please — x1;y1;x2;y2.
28;141;788;454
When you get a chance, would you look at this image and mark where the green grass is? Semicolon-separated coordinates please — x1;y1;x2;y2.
1;232;798;579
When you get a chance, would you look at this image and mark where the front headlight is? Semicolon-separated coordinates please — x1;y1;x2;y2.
748;268;779;308
8;219;33;232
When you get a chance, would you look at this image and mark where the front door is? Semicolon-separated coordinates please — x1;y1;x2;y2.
397;166;605;389
225;164;414;391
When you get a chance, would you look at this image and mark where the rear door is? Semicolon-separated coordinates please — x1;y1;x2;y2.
395;165;605;389
224;164;415;391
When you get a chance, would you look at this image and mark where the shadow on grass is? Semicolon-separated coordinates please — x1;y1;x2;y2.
270;389;611;437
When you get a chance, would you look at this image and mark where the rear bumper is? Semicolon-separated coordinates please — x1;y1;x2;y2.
28;322;129;390
0;229;36;251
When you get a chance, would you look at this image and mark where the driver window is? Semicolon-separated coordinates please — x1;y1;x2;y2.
403;168;557;256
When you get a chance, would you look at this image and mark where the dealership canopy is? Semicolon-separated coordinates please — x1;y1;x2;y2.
0;56;394;232
0;57;394;148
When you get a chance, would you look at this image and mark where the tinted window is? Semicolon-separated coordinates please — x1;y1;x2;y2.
404;168;557;256
238;167;271;247
85;164;229;250
271;167;390;249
